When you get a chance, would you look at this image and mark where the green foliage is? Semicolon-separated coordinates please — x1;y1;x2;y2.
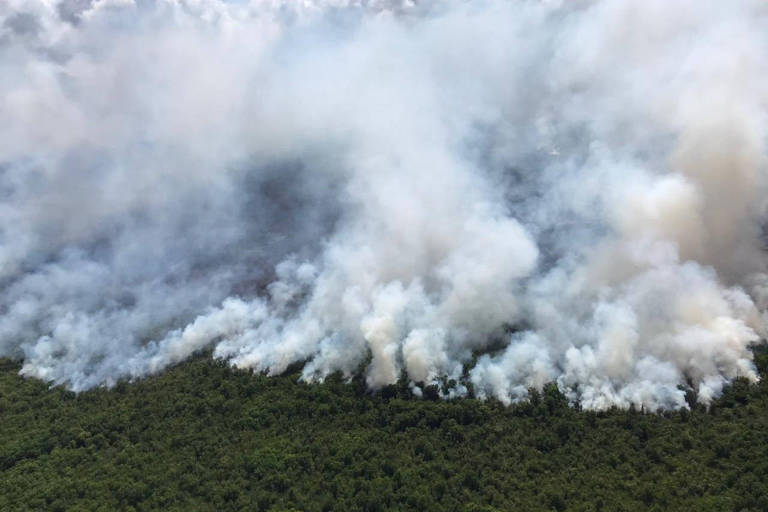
1;347;768;511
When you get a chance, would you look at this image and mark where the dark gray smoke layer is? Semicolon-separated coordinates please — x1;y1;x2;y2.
1;0;767;409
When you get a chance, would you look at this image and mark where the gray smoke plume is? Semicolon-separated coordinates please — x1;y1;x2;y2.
1;0;767;409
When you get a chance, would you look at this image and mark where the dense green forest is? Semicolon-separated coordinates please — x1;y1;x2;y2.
2;347;768;512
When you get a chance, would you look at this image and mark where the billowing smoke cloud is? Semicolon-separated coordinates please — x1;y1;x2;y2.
1;0;767;409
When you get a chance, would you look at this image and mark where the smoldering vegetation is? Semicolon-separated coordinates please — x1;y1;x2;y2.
1;0;768;409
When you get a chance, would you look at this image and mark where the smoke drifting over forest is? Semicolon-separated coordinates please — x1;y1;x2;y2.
1;0;767;409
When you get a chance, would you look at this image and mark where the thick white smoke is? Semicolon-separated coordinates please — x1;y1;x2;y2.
1;0;767;409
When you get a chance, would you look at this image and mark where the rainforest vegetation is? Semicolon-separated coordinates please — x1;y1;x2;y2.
2;346;768;512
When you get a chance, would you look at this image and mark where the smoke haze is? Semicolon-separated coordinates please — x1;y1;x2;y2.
1;0;767;409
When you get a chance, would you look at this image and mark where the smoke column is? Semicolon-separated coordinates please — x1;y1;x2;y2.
1;0;767;409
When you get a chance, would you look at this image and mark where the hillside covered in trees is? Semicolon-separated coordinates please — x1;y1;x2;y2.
2;347;768;512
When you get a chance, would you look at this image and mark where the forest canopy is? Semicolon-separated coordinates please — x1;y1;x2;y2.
1;345;767;512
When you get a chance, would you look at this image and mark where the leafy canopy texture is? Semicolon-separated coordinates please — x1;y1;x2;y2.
2;346;768;511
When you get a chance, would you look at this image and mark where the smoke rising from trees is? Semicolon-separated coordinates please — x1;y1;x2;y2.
1;0;767;409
